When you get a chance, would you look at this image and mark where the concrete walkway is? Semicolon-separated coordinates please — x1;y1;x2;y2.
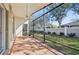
9;36;63;55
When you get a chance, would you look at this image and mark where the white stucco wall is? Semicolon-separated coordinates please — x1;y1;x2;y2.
15;17;28;36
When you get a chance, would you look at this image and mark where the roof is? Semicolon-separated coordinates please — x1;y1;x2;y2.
61;20;79;27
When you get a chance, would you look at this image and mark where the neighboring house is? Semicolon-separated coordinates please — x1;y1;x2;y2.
60;20;79;37
61;20;79;27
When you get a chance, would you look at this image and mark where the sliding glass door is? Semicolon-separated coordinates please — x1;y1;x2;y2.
0;8;3;54
0;7;7;54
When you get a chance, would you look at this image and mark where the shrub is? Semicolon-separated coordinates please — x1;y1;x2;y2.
68;33;75;37
40;31;44;34
37;31;39;33
48;32;51;34
52;32;56;35
60;32;64;36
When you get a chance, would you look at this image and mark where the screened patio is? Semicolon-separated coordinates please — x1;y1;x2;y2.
0;3;79;55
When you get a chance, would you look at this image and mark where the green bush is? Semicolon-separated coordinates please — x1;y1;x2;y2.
33;31;47;34
68;33;75;37
52;32;56;35
48;32;51;34
60;32;64;36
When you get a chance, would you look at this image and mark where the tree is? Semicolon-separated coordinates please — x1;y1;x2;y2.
49;4;70;27
71;3;79;14
49;3;79;27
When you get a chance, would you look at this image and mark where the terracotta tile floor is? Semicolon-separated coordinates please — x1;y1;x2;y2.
10;36;63;55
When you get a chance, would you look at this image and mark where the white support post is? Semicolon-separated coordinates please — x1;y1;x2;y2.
27;20;30;35
64;26;68;36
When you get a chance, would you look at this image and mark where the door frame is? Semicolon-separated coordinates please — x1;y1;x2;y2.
0;7;6;54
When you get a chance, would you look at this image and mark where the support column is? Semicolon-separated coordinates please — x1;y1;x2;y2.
43;10;45;43
13;16;15;38
27;19;31;36
27;4;32;36
33;21;34;38
64;26;68;36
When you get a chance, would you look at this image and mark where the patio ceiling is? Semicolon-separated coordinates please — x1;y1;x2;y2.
10;3;49;19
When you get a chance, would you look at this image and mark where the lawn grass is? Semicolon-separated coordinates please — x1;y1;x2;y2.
33;32;79;55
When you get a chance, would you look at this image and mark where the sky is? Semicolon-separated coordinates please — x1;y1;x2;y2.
32;4;60;20
61;10;79;25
